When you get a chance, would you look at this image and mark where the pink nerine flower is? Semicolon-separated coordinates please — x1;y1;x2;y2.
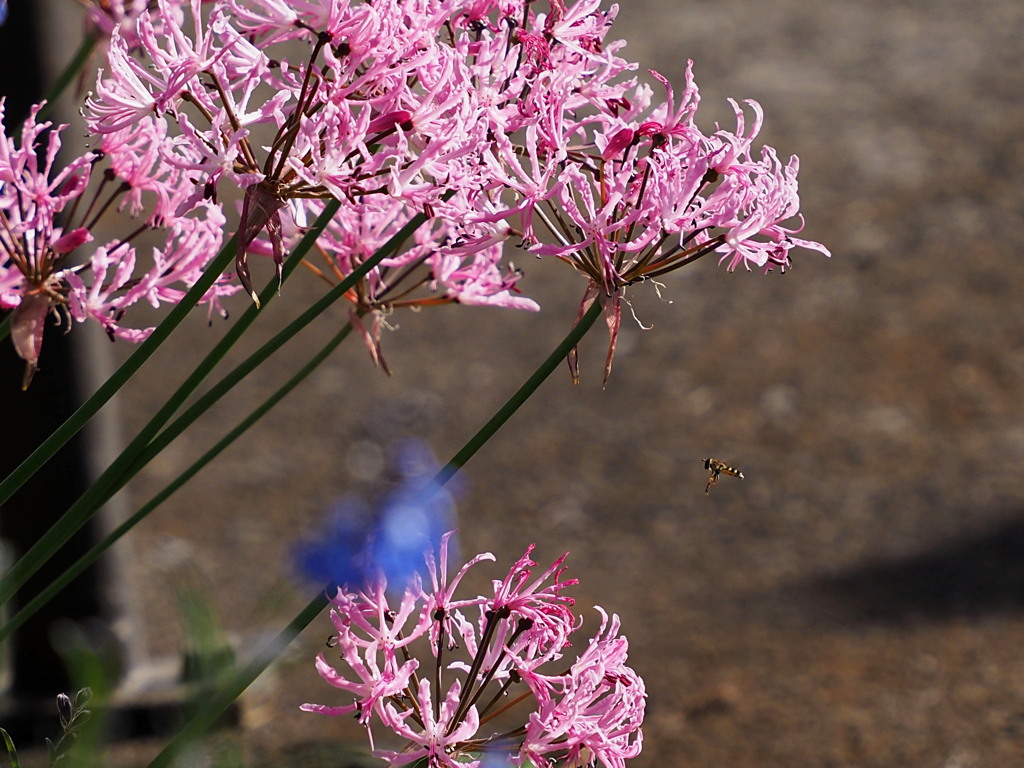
0;100;235;387
522;609;645;768
302;532;645;768
47;0;829;384
507;55;830;382
84;0;554;310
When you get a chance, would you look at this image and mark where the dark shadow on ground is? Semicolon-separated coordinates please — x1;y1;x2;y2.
791;515;1024;625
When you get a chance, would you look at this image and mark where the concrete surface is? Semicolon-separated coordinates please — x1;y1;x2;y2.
24;1;1024;766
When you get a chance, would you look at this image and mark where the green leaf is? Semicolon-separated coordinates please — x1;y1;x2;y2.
1;729;20;768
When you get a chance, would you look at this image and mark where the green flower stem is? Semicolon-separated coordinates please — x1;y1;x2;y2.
126;203;424;486
146;591;330;768
0;200;435;608
432;297;605;488
0;323;353;644
0;234;237;511
0;200;338;607
140;298;605;766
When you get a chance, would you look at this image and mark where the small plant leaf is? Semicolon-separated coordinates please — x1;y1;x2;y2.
1;728;21;768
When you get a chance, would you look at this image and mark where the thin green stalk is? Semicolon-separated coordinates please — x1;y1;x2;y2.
106;201;424;499
0;200;434;607
0;201;338;606
126;284;359;470
432;297;604;488
140;297;605;768
0;235;237;511
146;592;329;768
0;323;352;644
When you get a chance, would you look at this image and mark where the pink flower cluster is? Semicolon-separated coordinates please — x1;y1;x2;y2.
2;0;828;381
0;100;237;387
302;533;645;768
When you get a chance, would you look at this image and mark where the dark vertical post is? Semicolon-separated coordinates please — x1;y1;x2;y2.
0;2;111;743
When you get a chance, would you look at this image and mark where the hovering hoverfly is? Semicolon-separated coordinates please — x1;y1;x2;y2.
703;458;744;494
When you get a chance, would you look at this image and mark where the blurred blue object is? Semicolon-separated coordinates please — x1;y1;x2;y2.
0;1;8;26
294;439;457;594
293;496;373;591
370;479;454;590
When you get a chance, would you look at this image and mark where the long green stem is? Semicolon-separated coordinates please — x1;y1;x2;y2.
124;203;424;487
0;201;337;607
0;323;352;643
0;200;434;607
146;592;329;768
0;236;237;511
432;297;604;488
138;297;605;767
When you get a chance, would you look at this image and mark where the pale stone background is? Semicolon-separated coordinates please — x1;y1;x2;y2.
31;1;1024;766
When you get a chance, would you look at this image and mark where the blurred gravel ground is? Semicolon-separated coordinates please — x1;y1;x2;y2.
94;1;1024;767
